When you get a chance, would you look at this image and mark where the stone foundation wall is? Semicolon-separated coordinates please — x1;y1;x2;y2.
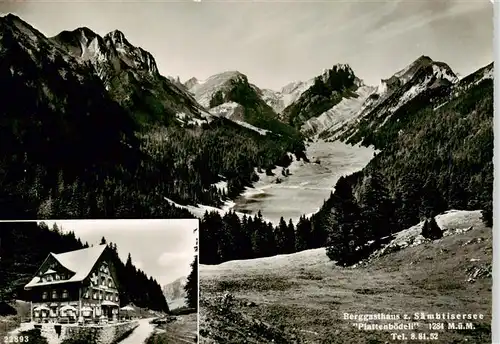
29;321;139;344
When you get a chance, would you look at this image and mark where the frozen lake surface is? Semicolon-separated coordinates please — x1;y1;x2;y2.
232;140;376;224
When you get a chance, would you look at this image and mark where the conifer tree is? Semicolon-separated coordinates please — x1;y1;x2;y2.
184;228;198;310
426;217;443;240
359;171;393;241
274;217;289;254
285;219;296;254
295;216;312;252
326;176;363;266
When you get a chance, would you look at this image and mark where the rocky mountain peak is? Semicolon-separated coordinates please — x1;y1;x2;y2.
184;77;199;89
104;29;128;46
188;70;249;108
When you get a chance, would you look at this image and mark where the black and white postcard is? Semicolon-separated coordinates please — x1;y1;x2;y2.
0;0;494;343
0;219;198;344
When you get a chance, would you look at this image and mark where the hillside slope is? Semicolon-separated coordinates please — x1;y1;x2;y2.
200;210;491;343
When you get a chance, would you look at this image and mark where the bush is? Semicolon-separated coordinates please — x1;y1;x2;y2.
422;217;443;240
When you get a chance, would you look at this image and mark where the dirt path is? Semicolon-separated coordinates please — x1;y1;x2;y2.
119;318;156;344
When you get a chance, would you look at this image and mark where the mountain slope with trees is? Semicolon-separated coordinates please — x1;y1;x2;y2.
281;64;362;128
0;14;305;220
319;61;493;265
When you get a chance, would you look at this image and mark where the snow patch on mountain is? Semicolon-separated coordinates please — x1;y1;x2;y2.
176;112;211;126
163;196;270;222
212;180;228;193
209;102;269;135
432;64;459;84
301;85;376;136
189;71;246;108
261;79;315;114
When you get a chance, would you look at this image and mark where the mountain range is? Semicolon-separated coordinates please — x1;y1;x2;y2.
0;13;493;266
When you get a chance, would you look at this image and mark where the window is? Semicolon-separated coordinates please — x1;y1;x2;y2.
115;296;119;302
93;292;97;300
42;291;48;300
55;274;60;281
47;275;52;282
52;290;57;299
62;290;69;299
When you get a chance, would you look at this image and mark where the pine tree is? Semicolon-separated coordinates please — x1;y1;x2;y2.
184;228;198;310
295;216;312;252
199;211;223;264
284;219;296;254
251;215;276;258
274;217;288;254
359;171;393;241
427;217;443;240
395;172;422;230
326;176;363;266
421;219;430;238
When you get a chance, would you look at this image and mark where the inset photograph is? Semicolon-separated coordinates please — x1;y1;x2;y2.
0;219;198;344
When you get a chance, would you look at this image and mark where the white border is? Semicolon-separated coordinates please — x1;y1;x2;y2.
493;1;499;343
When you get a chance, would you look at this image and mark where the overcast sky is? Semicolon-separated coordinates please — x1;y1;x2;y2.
0;0;493;90
36;219;198;287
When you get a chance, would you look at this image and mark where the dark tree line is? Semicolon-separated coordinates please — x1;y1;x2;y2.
0;222;169;313
199;210;321;264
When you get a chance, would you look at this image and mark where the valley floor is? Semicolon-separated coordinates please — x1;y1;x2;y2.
166;140;375;225
199;211;492;343
232;140;375;224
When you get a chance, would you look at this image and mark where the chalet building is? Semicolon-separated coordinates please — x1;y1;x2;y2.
24;244;121;324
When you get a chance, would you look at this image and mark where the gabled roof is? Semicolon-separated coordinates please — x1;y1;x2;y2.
24;245;107;289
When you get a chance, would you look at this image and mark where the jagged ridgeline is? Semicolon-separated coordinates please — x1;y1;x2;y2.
281;64;362;128
0;221;169;312
0;14;305;219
